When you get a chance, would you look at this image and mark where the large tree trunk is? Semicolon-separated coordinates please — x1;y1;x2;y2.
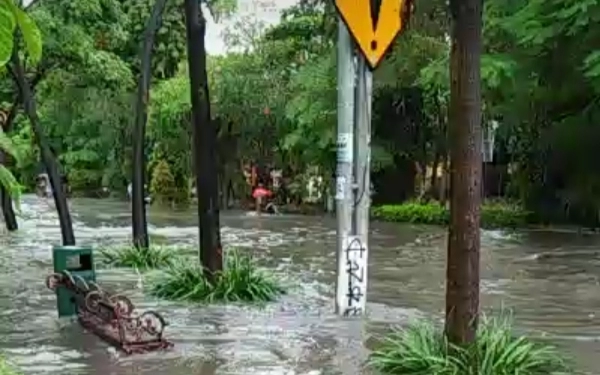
10;50;75;245
131;0;169;250
444;0;483;346
184;0;223;277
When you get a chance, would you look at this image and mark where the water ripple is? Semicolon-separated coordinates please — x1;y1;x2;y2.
0;196;597;374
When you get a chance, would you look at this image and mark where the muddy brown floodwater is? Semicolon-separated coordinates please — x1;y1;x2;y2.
0;195;599;374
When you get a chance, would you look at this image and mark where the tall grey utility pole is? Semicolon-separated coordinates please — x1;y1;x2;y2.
334;36;372;318
334;0;408;317
334;18;356;315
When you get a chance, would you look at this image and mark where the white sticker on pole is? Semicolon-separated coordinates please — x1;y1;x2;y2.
337;133;353;163
335;176;346;200
341;236;367;317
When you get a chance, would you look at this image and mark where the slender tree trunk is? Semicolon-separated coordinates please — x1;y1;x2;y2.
184;0;223;276
444;0;483;346
131;0;169;250
431;91;447;201
10;50;75;245
0;136;17;230
440;155;449;204
430;150;440;197
226;179;235;208
0;140;17;231
0;70;45;231
0;187;17;231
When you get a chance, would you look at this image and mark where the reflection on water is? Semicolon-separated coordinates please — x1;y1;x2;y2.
1;195;599;374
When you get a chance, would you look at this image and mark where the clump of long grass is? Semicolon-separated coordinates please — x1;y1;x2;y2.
149;250;285;303
0;356;20;375
99;244;177;270
369;314;567;375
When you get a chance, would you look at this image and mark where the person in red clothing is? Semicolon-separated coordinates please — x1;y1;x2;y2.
252;182;271;213
249;162;278;214
252;183;272;200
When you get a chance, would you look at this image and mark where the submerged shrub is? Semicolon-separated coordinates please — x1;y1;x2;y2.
372;200;531;229
99;244;177;270
372;201;449;225
149;250;285;303
481;200;532;228
369;315;566;375
149;159;177;204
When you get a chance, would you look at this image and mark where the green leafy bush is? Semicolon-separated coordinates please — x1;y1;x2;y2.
372;201;449;225
481;200;532;228
369;315;567;375
99;244;177;270
372;200;531;229
149;250;285;303
149;159;176;204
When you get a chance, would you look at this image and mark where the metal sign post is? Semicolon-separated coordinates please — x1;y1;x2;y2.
350;55;373;316
335;19;356;315
334;0;409;317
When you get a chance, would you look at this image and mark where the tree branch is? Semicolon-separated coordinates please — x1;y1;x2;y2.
2;64;50;132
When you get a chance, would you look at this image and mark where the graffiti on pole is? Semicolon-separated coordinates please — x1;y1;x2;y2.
342;236;367;316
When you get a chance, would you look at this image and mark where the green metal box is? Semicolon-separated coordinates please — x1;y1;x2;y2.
52;245;96;317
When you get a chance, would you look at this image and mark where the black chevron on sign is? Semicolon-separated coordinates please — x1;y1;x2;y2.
370;0;383;31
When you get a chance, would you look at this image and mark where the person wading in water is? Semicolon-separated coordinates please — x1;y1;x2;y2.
35;173;52;198
35;151;70;200
249;162;278;214
127;182;152;204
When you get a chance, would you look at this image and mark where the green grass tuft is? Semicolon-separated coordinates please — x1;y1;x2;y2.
99;244;178;270
369;315;567;375
0;355;20;375
149;250;285;303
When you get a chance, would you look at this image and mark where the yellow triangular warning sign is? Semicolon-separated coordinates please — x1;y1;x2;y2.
335;0;407;69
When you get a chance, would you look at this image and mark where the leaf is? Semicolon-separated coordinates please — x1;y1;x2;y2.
584;50;600;78
0;0;42;65
0;164;22;212
0;0;17;66
0;128;21;164
14;7;42;63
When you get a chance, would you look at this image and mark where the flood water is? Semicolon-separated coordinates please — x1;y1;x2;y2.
1;195;599;374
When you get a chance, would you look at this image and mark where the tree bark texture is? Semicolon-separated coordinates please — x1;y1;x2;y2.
10;49;75;245
184;0;223;276
131;0;169;250
444;0;483;346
